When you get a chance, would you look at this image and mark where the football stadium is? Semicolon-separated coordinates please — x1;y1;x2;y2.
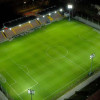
0;1;100;100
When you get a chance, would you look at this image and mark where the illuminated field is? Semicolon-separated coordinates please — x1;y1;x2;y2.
0;19;100;100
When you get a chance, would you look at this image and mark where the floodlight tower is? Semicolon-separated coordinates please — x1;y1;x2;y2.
67;4;73;21
89;54;95;75
28;89;35;100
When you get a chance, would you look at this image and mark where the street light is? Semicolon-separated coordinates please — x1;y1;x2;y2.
89;54;95;75
67;4;73;21
28;89;35;100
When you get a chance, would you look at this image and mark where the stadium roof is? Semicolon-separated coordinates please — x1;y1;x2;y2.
38;6;59;15
4;16;36;28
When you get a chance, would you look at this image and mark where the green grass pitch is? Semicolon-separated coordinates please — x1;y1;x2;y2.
0;19;100;100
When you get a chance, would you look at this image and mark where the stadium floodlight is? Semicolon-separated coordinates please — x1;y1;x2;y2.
59;8;63;12
9;28;12;30
43;15;45;18
37;18;39;20
68;4;73;9
89;53;95;76
19;24;21;27
24;1;26;4
67;4;73;21
29;21;31;23
55;11;57;13
48;13;51;16
2;30;4;32
28;89;35;100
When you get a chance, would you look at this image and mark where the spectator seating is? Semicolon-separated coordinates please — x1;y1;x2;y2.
47;15;53;22
51;11;63;21
31;19;41;28
12;22;33;35
0;32;7;42
38;16;50;25
4;29;15;39
0;10;64;43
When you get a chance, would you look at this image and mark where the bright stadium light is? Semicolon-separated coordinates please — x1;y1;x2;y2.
68;4;73;9
28;89;35;100
19;24;21;27
59;8;63;12
89;53;95;76
9;28;12;30
37;18;39;20
48;13;51;16
29;21;31;23
55;11;57;13
67;4;73;21
43;15;45;18
24;1;26;4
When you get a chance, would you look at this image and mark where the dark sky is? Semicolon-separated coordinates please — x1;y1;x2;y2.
0;0;100;29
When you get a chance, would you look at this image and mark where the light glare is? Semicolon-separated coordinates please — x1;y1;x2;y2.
60;9;63;12
68;5;73;9
49;13;51;16
37;18;39;20
55;11;57;13
43;15;45;18
9;28;12;30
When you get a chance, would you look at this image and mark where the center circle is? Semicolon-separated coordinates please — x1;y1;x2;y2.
46;46;68;59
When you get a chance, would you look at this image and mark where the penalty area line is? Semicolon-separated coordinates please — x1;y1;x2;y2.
10;59;39;96
5;72;16;86
7;82;23;100
18;82;38;96
11;59;38;84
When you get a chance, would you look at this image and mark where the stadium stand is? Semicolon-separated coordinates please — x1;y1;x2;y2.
4;29;15;39
37;16;50;25
31;19;41;28
0;9;64;43
12;22;33;35
51;11;63;21
47;15;53;22
0;32;7;42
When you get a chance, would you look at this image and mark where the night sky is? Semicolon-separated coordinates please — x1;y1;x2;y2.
0;0;100;29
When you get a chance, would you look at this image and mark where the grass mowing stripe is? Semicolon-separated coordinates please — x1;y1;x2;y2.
0;19;100;100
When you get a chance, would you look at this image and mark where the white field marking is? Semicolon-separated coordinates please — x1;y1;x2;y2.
10;59;38;95
5;72;16;86
46;46;69;64
0;73;6;83
11;59;38;84
46;46;68;59
93;29;100;34
43;70;89;100
47;46;86;71
18;82;38;96
7;82;23;100
63;56;86;71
